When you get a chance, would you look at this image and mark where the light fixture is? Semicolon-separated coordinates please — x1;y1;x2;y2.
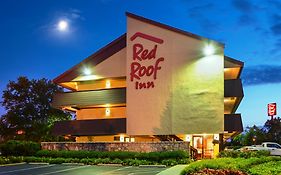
105;80;111;88
203;44;215;56
83;68;92;75
214;134;219;141
120;135;125;142
185;135;192;142
105;108;110;117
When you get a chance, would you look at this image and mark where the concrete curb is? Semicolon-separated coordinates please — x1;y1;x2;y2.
61;163;84;166
0;162;26;167
139;165;166;168
28;162;50;165
97;163;123;166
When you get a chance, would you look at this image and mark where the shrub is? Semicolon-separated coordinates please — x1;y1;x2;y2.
0;140;40;156
218;150;270;158
248;161;281;175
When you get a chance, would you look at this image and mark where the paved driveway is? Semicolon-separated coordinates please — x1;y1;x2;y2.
0;163;166;175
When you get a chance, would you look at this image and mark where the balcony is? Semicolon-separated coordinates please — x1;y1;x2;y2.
52;88;126;109
52;118;126;136
224;114;243;132
224;79;243;98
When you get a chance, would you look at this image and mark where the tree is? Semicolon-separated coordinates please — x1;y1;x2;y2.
263;117;281;144
0;76;71;142
241;125;266;146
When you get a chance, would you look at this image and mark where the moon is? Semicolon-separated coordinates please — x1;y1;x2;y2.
57;20;68;31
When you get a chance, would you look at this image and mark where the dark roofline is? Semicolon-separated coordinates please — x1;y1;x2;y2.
53;33;127;84
126;12;225;47
224;56;244;67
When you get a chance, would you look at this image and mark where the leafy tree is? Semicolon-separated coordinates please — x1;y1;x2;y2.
0;76;71;142
241;125;266;146
263;117;281;144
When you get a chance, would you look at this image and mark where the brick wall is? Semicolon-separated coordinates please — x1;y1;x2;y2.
41;141;189;152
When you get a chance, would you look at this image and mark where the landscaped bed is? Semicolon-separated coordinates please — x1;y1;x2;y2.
181;156;281;175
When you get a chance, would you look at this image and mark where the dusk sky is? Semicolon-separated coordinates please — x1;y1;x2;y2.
0;0;281;127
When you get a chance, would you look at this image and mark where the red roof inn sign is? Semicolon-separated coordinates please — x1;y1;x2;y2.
130;32;164;90
268;103;277;117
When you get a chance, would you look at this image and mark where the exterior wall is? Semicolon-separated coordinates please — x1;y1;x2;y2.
76;135;159;142
76;107;126;120
126;15;224;135
41;141;189;152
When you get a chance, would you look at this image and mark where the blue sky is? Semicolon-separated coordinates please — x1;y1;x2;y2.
0;0;281;127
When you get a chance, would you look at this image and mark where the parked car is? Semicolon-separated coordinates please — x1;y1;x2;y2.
238;142;281;156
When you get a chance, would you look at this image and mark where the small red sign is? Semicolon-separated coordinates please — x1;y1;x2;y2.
268;103;277;116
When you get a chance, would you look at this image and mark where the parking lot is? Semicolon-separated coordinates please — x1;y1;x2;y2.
0;163;166;175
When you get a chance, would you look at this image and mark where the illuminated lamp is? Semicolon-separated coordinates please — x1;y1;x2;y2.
83;68;92;75
120;135;125;142
203;44;215;56
185;135;192;142
214;134;219;141
105;80;111;88
105;108;110;117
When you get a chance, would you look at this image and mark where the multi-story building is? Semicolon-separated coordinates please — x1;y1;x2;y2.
52;12;244;158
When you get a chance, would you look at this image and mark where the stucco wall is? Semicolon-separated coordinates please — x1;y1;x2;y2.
41;142;189;153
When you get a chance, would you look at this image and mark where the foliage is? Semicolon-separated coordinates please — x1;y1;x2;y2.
226;118;281;147
248;160;281;175
0;76;71;142
0;140;40;156
35;150;189;162
181;157;281;175
263;117;281;144
218;150;270;158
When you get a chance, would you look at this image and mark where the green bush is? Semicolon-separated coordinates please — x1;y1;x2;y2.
181;157;281;175
0;140;40;156
35;150;189;162
218;150;270;158
248;161;281;175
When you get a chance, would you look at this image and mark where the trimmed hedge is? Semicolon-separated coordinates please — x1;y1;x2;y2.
218;150;270;158
35;150;189;162
181;156;281;175
0;140;41;156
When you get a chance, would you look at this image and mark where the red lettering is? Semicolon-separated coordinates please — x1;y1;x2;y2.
130;62;141;81
133;44;157;61
133;44;143;61
153;57;164;80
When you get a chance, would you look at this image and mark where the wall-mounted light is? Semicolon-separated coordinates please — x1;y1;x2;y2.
203;44;215;56
120;135;124;142
105;108;110;117
106;80;111;88
214;134;219;141
185;135;192;142
83;68;92;75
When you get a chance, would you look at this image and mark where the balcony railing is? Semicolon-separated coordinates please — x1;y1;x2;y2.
52;88;126;108
224;114;243;132
52;118;126;136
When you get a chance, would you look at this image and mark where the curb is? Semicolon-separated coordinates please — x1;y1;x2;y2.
97;163;123;166
28;162;50;165
61;163;84;166
139;165;166;168
0;162;26;167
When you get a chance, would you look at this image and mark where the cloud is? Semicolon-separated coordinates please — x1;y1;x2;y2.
231;0;258;26
187;3;221;32
242;65;281;86
270;14;281;36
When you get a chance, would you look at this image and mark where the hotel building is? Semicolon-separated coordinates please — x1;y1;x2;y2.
52;13;244;158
